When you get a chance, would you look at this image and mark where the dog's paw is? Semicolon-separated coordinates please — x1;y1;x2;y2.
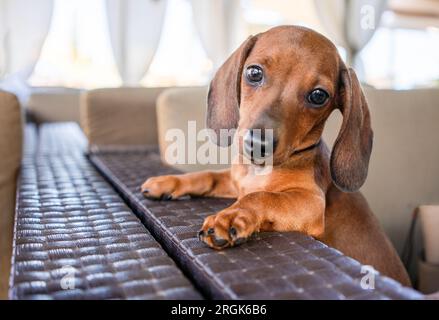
198;208;259;249
141;175;183;200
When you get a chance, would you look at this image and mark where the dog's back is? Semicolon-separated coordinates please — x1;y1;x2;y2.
323;184;411;286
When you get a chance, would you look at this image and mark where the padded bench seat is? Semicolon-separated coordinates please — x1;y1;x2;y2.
9;124;201;299
90;149;423;300
10;123;423;300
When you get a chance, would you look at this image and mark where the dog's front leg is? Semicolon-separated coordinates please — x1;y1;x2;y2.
141;170;237;200
198;190;325;249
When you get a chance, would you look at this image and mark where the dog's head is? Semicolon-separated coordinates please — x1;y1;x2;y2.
207;26;373;192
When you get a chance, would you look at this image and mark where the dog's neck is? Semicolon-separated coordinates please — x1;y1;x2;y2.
291;139;322;157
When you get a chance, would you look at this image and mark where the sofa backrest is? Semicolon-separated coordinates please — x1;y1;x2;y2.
80;87;172;147
156;86;229;172
26;87;81;124
0;90;23;298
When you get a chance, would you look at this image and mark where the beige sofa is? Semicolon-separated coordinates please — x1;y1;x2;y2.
80;87;176;147
156;87;230;172
26;87;81;124
0;90;23;299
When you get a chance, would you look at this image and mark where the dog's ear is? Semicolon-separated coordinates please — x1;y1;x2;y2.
207;36;258;146
330;67;373;192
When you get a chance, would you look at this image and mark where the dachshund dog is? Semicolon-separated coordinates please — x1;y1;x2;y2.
141;26;411;286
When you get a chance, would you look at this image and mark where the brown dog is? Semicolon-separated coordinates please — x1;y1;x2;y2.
141;26;411;286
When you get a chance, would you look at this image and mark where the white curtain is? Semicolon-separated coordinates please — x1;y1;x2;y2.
190;0;245;71
106;0;168;86
0;0;53;81
314;0;387;67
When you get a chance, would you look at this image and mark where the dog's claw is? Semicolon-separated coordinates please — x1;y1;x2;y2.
229;227;237;239
161;194;173;201
212;236;228;248
140;175;182;200
198;208;259;249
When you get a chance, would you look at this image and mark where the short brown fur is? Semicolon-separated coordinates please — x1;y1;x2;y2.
141;26;411;286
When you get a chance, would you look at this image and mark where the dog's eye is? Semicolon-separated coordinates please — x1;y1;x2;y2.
245;65;264;84
307;89;329;106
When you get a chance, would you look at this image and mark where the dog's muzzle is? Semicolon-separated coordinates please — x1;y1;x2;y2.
243;129;276;163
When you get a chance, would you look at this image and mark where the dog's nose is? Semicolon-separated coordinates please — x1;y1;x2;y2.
243;128;277;161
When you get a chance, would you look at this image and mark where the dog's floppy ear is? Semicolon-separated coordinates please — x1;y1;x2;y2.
330;67;373;192
207;36;258;146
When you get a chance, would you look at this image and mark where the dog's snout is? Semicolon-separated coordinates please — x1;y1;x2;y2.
243;128;277;161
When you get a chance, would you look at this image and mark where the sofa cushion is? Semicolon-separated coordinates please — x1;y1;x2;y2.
0;90;23;299
26;87;81;124
80;87;170;147
418;260;439;295
156;87;229;172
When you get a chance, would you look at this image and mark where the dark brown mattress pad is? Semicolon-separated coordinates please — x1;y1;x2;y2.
90;148;422;300
9;123;423;300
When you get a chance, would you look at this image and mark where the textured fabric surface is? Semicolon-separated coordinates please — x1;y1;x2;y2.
9;123;201;300
80;87;174;147
0;90;23;299
90;150;423;300
156;86;229;172
26;87;81;124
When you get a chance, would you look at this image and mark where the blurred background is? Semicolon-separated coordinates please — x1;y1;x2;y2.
1;0;439;294
1;0;439;96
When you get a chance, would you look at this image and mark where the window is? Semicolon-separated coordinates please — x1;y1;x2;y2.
29;0;120;89
362;27;439;89
28;0;439;90
361;12;439;89
141;0;212;87
243;0;439;89
30;0;211;89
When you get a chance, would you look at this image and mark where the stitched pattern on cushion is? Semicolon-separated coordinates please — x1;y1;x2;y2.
9;124;201;300
90;150;423;300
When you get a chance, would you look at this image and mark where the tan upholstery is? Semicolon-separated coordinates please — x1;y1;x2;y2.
416;205;439;293
418;260;439;294
80;87;172;147
418;205;439;264
26;87;81;124
156;87;229;172
155;86;439;256
0;91;23;299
